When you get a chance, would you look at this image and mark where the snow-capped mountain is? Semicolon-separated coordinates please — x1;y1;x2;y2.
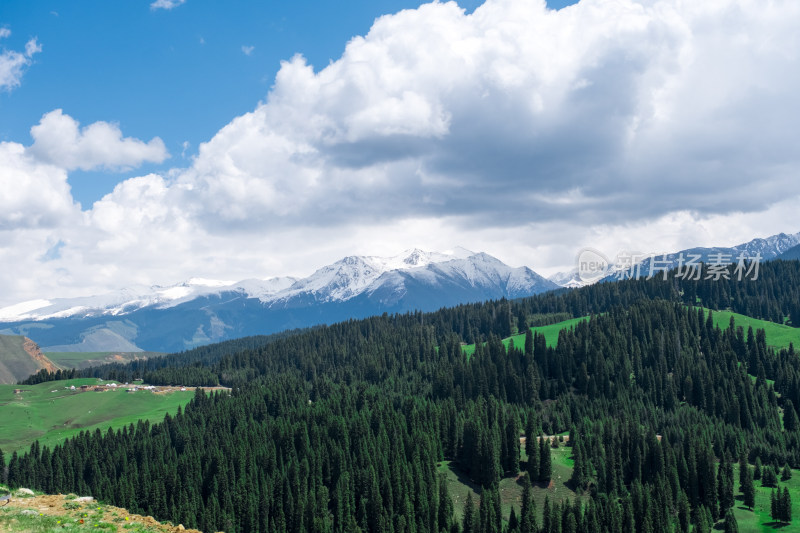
0;276;298;322
0;248;557;353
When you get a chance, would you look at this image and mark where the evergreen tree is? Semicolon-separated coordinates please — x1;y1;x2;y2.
539;437;552;484
723;508;738;533
754;457;762;481
718;453;735;513
0;447;5;486
784;487;792;523
520;475;536;533
463;493;475;533
740;463;755;511
524;424;539;481
784;400;799;432
762;465;778;487
507;507;519;533
437;474;453;533
781;464;792;482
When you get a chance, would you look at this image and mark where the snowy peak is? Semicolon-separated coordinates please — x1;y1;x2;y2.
277;248;481;303
0;248;553;322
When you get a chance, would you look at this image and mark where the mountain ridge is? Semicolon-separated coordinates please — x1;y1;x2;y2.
0;249;557;353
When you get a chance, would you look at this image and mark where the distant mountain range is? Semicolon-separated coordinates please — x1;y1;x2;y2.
3;233;798;356
778;243;800;261
548;231;800;287
0;248;558;353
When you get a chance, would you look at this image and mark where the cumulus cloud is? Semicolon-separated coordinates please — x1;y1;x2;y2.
28;109;169;171
3;0;800;306
155;0;800;234
0;32;41;91
0;142;78;230
150;0;186;11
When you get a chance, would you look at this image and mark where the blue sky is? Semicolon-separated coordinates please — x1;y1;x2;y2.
0;0;798;306
1;0;576;207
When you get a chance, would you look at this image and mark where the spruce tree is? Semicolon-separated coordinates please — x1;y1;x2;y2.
525;430;539;481
741;463;755;511
784;400;799;432
782;487;792;523
539;437;552;484
718;453;735;513
781;464;792;482
437;474;453;533
463;492;475;533
723;508;738;533
520;475;537;533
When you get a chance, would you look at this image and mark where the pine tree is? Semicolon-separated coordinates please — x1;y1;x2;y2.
771;490;778;522
740;463;755;511
718;453;735;513
520;475;537;533
525;425;539;481
437;474;453;533
762;465;778;487
723;508;738;533
781;464;792;482
539;437;552;484
508;507;520;533
754;457;762;481
784;400;799;432
782;487;792;523
463;493;475;533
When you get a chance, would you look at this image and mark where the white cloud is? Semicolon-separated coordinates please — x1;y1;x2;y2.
0;36;41;90
28;109;169;171
2;0;800;306
241;45;254;56
0;142;78;231
150;0;186;11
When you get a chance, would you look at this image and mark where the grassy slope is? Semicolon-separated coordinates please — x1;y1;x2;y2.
44;351;165;371
0;484;198;532
462;317;591;357
0;335;45;385
442;436;581;525
702;307;800;350
732;464;800;532
0;378;193;454
443;442;800;531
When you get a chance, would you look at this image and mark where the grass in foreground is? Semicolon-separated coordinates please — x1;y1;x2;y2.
0;378;193;454
0;485;195;532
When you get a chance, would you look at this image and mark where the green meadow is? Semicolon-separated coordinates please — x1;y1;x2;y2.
701;307;800;350
462;316;590;357
44;351;165;370
440;437;800;531
0;378;193;454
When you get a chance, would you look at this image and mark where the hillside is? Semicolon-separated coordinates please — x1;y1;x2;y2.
6;260;800;532
0;335;57;385
0;378;197;454
0;485;201;533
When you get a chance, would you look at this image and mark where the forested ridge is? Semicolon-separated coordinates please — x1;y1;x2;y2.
5;260;800;532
